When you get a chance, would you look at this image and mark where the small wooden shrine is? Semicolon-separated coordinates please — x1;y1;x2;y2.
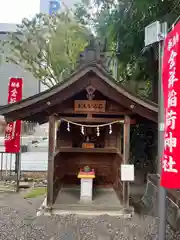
0;41;158;210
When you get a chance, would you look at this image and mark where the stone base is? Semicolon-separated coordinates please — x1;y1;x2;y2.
79;197;93;204
80;195;93;202
51;205;134;217
80;178;93;202
50;187;134;217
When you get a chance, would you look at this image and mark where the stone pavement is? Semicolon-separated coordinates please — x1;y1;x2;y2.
0;192;178;240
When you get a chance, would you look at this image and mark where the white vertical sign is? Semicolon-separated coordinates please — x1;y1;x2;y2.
121;164;134;181
145;21;161;46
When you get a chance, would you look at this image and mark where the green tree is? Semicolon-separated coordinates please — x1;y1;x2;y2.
75;0;180;100
3;11;90;88
106;0;180;100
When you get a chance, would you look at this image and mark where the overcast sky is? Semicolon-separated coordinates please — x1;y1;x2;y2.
0;0;40;23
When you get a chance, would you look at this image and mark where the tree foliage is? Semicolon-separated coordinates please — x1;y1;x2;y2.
3;11;90;88
75;0;180;99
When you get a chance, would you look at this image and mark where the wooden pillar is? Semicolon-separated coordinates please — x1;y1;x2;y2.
117;123;122;154
47;115;57;207
123;115;130;208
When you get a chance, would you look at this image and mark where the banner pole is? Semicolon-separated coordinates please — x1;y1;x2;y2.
16;152;20;192
157;24;167;240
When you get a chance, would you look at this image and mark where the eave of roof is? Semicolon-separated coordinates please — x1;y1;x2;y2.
0;62;158;118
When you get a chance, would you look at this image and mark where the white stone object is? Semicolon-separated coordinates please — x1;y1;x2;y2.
80;178;93;202
121;164;134;182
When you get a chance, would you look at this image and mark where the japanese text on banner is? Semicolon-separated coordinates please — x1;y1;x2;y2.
4;78;23;153
161;22;180;188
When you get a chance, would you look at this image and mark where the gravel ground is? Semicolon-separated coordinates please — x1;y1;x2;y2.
0;192;178;240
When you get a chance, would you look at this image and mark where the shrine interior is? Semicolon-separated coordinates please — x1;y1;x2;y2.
53;119;123;203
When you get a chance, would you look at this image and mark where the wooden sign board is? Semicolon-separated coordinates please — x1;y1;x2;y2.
74;100;106;113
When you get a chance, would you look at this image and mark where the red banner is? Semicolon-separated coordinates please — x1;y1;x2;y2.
4;78;23;153
161;22;180;188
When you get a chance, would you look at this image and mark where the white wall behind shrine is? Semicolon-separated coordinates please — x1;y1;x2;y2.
0;63;39;106
0;151;48;171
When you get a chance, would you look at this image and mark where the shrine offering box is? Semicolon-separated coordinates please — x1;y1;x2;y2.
82;142;95;148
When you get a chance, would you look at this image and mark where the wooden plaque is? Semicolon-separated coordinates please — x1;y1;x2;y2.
74;100;106;113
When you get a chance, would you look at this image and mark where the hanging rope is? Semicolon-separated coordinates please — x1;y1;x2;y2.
60;117;124;128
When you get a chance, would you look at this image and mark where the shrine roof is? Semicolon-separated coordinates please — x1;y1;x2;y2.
0;61;158;123
0;37;158;123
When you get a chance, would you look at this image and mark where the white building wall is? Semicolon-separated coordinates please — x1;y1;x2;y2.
0;23;18;33
0;26;45;105
0;63;39;105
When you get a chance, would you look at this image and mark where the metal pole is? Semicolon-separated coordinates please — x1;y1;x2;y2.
16;152;21;192
5;153;8;176
158;23;167;240
10;153;12;176
0;153;3;180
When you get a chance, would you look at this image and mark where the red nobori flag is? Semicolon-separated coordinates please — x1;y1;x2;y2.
4;78;23;153
161;21;180;188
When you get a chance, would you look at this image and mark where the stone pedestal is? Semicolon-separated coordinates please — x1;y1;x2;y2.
78;170;95;203
80;178;93;202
